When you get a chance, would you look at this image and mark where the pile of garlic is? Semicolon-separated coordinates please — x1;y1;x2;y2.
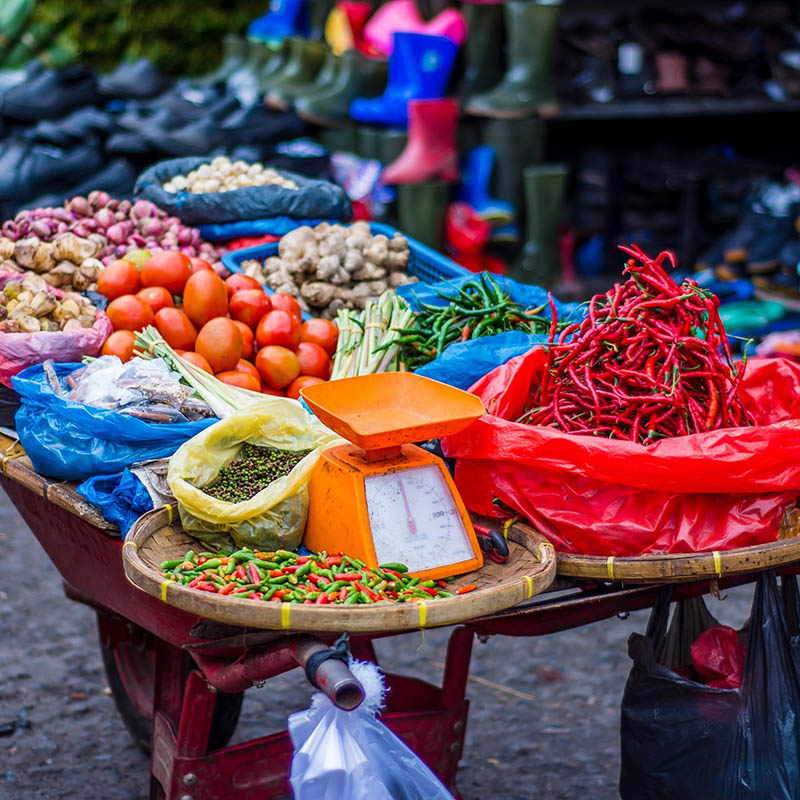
163;157;299;194
0;273;97;333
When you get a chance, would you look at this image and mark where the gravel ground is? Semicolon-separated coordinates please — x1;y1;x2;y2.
0;494;753;800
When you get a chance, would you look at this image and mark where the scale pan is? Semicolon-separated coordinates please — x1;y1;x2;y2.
301;372;485;450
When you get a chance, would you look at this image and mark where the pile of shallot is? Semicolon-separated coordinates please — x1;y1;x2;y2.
1;193;224;270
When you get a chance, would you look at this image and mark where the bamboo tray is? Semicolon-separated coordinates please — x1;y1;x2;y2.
122;507;557;634
556;510;800;584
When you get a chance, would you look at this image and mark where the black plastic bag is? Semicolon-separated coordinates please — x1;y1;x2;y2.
620;571;800;799
134;156;351;226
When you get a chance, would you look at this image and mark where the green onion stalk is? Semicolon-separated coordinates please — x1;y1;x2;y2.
134;326;267;419
330;291;415;379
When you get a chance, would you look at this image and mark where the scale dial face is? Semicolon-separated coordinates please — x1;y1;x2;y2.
363;464;475;573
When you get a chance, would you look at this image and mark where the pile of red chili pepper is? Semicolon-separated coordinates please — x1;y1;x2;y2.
518;244;755;444
161;547;476;604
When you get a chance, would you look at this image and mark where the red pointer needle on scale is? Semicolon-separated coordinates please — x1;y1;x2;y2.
398;480;417;534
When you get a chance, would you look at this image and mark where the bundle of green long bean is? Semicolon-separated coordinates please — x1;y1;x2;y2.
330;291;414;379
398;274;556;371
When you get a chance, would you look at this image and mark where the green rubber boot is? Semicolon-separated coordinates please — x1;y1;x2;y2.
377;128;407;165
511;164;568;286
317;126;358;154
266;48;340;110
295;50;387;127
192;35;247;86
460;3;505;102
465;0;562;119
356;126;381;160
0;0;34;65
3;21;57;70
257;38;291;90
260;37;327;95
397;181;449;250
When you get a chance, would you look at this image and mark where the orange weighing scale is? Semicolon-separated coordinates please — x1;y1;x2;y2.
300;373;486;581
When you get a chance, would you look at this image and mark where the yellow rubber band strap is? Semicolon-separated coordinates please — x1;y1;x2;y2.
607;556;615;580
713;550;722;578
281;602;291;629
525;575;533;598
418;601;427;628
122;540;137;550
161;581;169;602
502;517;516;540
148;341;158;354
536;542;554;562
163;504;173;525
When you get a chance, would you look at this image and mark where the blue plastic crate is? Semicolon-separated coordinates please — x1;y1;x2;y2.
221;222;468;285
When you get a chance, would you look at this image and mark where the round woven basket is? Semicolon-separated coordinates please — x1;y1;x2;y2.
123;507;557;634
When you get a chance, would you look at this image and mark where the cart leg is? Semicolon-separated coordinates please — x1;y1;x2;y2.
442;625;473;709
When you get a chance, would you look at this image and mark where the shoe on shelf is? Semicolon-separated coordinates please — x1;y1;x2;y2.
24;107;114;148
191;35;248;87
97;58;173;100
325;1;376;57
1;65;99;122
350;31;458;127
464;0;562;120
266;44;335;110
381;98;458;184
459;2;505;102
458;146;514;224
248;0;310;44
259;37;327;96
296;49;387;126
363;0;466;57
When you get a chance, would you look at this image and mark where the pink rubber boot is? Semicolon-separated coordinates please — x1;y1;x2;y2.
364;0;424;56
381;98;459;185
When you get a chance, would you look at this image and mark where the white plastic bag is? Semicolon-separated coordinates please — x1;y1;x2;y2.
288;661;454;800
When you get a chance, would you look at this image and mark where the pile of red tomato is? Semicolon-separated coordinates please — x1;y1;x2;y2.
97;251;338;398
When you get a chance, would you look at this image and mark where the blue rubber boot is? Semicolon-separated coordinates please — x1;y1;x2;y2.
248;0;309;45
458;146;514;224
350;31;458;127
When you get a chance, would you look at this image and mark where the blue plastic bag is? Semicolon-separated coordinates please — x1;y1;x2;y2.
396;273;587;390
198;217;327;241
13;362;215;480
76;470;154;537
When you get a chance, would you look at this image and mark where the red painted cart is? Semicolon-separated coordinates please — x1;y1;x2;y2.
0;439;782;800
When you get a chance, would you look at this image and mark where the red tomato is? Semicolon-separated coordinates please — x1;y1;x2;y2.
189;257;214;274
269;293;302;324
215;371;261;392
136;286;174;314
295;342;329;379
182;269;228;329
154;307;197;351
285;375;324;399
299;318;338;356
233;320;254;361
140;251;192;295
177;350;213;374
255;345;300;389
106;295;153;332
97;260;141;300
255;309;300;350
100;330;137;362
224;273;262;298
196;318;242;373
229;289;271;330
235;359;262;386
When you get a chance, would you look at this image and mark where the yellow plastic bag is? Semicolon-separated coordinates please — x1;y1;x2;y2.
167;397;344;552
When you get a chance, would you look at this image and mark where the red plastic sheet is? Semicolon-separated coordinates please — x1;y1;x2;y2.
443;352;800;555
691;626;746;689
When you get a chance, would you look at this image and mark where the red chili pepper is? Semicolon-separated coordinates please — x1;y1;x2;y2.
296;556;310;564
247;563;261;584
324;555;343;566
187;576;203;588
218;582;236;596
195;581;217;592
250;592;262;601
461;324;470;341
196;556;208;566
269;570;283;578
234;565;247;581
456;584;477;595
273;589;291;599
283;565;299;573
419;586;439;597
306;573;322;585
315;593;329;604
354;582;379;602
334;573;362;582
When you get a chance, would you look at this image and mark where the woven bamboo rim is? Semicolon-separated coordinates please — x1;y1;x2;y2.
556;515;800;584
122;507;557;634
0;432;116;531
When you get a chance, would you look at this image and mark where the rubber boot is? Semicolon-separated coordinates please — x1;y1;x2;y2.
227;41;276;106
248;0;309;44
458;145;513;223
325;2;375;57
512;163;568;286
259;37;327;95
257;38;291;90
364;0;467;57
317;126;358;153
356;125;381;160
0;0;34;65
192;35;247;87
309;0;336;40
266;48;339;110
350;32;458;126
381;99;458;184
397;181;449;249
377;128;407;164
465;0;562;119
484;117;545;214
459;2;505;102
3;22;57;70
